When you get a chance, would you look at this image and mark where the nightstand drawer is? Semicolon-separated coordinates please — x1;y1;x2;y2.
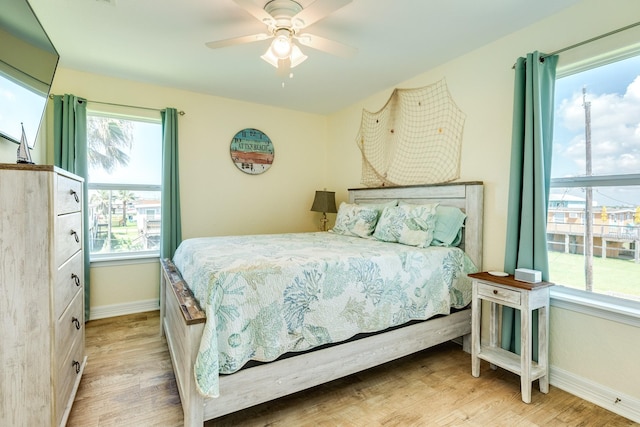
477;282;521;305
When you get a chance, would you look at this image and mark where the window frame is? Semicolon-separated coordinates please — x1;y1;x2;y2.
549;50;640;322
85;111;163;263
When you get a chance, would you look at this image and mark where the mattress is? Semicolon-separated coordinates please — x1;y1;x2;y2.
172;232;477;397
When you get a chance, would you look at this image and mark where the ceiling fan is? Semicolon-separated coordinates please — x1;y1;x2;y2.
205;0;357;76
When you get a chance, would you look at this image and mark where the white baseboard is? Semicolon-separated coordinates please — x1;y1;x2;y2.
551;365;640;423
89;299;159;320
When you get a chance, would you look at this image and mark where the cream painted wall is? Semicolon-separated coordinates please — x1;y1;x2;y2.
327;0;640;408
90;261;160;308
550;307;640;398
49;68;329;238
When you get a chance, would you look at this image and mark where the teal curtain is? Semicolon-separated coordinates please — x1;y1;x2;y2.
501;52;558;359
53;94;90;321
160;108;182;260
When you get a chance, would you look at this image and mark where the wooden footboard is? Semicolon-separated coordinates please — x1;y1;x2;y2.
160;258;471;427
160;259;206;426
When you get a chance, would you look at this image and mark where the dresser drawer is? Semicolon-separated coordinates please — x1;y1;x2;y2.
56;331;85;427
477;282;521;305
54;251;83;320
56;213;82;267
56;290;84;362
56;174;83;215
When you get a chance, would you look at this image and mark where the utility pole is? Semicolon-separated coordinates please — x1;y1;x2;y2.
583;87;593;291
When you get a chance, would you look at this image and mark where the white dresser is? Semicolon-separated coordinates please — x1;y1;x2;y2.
0;164;87;426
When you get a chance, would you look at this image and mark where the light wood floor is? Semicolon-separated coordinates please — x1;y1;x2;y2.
67;311;636;427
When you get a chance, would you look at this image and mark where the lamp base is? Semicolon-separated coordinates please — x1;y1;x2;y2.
320;213;328;232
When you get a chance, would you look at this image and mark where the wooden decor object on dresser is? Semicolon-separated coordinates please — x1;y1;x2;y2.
0;164;87;427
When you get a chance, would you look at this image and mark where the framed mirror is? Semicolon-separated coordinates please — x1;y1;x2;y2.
0;0;59;148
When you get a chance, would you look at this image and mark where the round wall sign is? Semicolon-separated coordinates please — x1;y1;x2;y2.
230;128;274;175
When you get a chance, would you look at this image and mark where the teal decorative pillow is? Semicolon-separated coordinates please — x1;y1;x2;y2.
432;205;467;246
373;203;438;247
331;202;379;238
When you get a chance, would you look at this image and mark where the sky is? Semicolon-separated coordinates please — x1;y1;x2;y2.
551;54;640;207
88;117;162;186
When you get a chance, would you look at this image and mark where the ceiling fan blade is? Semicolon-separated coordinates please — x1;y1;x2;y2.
296;33;357;58
205;33;271;49
292;0;352;29
233;0;274;25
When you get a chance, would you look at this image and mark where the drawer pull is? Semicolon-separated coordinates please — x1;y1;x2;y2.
72;317;81;330
71;273;81;287
493;290;498;295
70;230;80;243
72;360;81;374
69;189;79;203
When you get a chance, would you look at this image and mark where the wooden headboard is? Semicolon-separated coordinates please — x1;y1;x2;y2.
348;182;484;269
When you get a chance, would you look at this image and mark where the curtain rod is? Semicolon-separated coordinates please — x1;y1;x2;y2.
544;20;640;58
49;94;185;116
512;20;640;68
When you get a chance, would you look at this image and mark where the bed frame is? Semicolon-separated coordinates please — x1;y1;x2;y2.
160;182;483;426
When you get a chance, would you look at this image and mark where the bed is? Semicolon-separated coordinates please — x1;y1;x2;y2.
160;182;483;426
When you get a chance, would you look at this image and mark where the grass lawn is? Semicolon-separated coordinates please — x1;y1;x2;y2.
548;251;640;300
91;224;143;253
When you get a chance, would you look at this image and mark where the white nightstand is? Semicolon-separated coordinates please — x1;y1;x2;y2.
469;272;553;403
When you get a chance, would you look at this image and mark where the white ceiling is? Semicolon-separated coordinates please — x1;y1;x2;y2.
28;0;580;115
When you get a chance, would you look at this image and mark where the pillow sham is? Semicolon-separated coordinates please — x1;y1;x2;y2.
356;199;398;215
331;202;379;238
373;203;438;247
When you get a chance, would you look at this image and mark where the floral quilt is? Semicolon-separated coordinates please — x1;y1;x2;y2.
171;232;477;398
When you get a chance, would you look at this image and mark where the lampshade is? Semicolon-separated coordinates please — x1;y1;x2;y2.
310;190;337;214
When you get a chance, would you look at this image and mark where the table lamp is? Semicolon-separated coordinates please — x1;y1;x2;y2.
310;190;337;231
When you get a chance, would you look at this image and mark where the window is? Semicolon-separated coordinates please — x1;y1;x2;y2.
549;54;640;303
87;112;162;261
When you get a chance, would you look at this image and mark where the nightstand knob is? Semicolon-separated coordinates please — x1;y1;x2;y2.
493;290;498;295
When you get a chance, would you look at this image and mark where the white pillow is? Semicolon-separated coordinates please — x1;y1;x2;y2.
331;202;379;238
373;203;438;247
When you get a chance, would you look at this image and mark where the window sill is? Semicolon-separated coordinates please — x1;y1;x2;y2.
550;285;640;328
90;253;160;267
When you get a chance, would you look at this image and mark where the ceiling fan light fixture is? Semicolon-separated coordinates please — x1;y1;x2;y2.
289;44;308;68
261;35;307;70
260;48;280;68
269;34;293;59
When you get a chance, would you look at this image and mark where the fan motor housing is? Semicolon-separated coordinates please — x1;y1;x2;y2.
265;0;303;26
